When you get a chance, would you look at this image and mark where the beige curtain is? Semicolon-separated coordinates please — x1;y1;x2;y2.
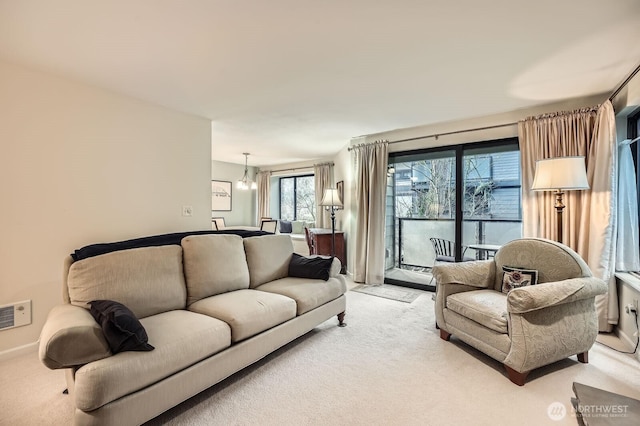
519;101;617;331
352;141;388;284
314;163;332;228
256;171;271;221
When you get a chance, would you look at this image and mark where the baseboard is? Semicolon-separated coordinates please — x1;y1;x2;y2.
0;341;38;362
614;329;640;362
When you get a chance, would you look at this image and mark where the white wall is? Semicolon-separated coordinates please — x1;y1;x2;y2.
211;160;257;226
0;60;212;354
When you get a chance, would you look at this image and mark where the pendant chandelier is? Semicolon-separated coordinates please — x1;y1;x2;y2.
237;153;257;190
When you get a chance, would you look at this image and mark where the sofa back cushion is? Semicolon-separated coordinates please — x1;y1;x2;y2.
244;235;293;288
181;234;250;304
67;245;186;318
493;238;590;291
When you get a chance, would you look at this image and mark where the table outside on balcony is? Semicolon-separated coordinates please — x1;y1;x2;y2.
468;244;501;260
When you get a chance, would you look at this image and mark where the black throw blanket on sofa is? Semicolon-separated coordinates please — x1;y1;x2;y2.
71;230;271;261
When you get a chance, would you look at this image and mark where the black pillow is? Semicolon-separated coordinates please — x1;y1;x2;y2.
288;253;333;281
279;220;293;233
89;300;154;354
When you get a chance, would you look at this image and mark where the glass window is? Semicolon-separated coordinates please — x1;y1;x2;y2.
279;175;315;221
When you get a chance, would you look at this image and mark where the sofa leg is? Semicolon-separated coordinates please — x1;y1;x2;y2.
337;312;347;327
577;351;588;363
504;365;529;386
439;329;451;341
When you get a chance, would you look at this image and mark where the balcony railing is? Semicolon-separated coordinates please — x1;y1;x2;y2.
390;217;522;270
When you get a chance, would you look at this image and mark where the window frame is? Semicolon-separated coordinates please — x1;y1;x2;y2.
278;173;315;221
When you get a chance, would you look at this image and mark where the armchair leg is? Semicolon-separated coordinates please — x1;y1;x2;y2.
337;312;347;327
577;351;588;363
439;329;451;341
504;365;529;386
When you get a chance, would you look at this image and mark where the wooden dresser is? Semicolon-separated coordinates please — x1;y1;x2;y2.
308;228;346;274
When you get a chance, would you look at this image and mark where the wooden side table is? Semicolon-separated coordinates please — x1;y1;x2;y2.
309;228;346;274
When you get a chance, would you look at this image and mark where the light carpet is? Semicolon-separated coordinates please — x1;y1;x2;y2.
2;287;640;426
351;284;421;303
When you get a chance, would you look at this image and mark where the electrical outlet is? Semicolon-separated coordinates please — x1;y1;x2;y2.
182;205;193;217
625;303;638;315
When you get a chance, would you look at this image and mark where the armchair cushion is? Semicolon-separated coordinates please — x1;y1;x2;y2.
447;290;508;334
501;266;538;293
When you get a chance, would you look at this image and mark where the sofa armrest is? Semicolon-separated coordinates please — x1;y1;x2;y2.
507;277;607;314
39;304;111;369
433;260;495;289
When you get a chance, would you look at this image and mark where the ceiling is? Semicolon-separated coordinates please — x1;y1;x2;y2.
1;1;640;167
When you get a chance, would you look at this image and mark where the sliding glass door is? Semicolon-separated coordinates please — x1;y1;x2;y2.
385;149;457;288
384;139;522;290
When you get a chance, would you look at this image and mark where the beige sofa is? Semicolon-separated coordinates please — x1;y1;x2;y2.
39;233;346;425
433;238;607;386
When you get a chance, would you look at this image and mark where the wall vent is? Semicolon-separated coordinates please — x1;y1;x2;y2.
0;300;31;331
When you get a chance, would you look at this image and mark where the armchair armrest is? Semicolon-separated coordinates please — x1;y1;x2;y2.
507;277;607;314
39;304;111;369
433;260;495;289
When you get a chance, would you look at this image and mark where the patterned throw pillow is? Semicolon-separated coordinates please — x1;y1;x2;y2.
501;266;538;293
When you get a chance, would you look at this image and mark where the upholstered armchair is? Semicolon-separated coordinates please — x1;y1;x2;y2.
433;238;607;386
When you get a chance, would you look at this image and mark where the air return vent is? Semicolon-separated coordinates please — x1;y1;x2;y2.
0;300;31;330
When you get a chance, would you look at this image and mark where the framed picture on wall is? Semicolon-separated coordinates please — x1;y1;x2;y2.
212;180;232;211
337;180;344;204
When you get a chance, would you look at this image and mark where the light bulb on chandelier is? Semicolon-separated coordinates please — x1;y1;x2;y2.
237;153;257;190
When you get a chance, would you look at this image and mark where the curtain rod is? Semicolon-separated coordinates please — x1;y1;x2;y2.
348;122;517;151
265;162;334;174
609;61;640;101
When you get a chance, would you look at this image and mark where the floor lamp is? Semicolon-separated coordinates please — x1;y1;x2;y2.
531;156;590;244
319;188;343;257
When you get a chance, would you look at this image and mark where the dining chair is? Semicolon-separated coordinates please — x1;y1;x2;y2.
304;227;315;254
212;217;226;230
260;219;278;233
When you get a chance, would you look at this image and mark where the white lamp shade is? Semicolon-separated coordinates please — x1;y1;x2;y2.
531;156;590;191
320;188;343;208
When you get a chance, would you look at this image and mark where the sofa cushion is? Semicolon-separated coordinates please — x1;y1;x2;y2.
256;276;347;315
73;310;231;412
279;220;292;234
89;300;154;353
291;221;305;234
446;290;508;334
188;289;297;343
67;245;186;318
182;234;250;304
288;253;333;281
244;235;294;288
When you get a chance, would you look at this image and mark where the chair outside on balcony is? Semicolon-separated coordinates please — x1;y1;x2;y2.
429;238;474;264
428;238;474;286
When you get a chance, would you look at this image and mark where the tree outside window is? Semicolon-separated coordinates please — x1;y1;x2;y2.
279;175;315;221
